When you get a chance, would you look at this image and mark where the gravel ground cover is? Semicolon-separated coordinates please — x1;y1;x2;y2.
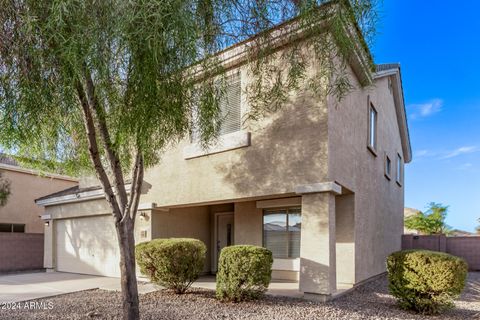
1;273;479;320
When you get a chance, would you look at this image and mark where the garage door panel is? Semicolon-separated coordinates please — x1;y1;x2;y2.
56;215;120;277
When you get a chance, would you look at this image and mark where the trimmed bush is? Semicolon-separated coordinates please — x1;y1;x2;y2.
387;249;468;314
135;238;206;293
216;245;273;302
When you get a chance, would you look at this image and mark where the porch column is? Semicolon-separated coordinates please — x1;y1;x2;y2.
296;182;340;300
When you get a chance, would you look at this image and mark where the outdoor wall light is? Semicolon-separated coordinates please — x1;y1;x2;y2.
44;221;50;227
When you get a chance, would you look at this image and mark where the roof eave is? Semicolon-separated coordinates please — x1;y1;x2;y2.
374;67;412;163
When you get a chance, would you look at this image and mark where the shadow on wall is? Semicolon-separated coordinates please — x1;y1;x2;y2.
60;216;120;276
217;92;329;196
299;257;332;293
140;181;153;195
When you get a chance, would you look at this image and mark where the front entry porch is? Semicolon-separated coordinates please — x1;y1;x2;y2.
150;183;356;301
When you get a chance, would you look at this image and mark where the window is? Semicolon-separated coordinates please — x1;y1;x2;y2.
385;154;392;180
396;153;403;185
263;208;301;259
368;103;378;153
0;223;25;233
191;73;241;141
218;74;241;136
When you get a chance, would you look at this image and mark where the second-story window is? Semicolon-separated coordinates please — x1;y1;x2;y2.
218;73;241;135
385;154;392;180
396;153;403;185
368;103;378;152
191;73;241;142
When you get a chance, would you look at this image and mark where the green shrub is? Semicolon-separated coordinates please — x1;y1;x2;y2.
387;249;468;314
135;238;206;293
216;245;273;302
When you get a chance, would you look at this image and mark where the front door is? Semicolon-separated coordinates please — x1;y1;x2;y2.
215;213;234;271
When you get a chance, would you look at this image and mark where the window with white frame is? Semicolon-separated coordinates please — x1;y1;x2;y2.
191;73;241;141
368;103;378;152
396;153;403;185
263;208;301;259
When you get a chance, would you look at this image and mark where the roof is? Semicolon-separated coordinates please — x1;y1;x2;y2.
374;63;412;163
35;185;100;202
35;179;133;205
375;63;400;73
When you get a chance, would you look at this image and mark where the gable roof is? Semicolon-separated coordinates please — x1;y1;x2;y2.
374;63;412;163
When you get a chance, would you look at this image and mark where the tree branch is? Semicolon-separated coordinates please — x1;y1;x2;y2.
124;151;143;223
75;79;122;222
84;69;129;212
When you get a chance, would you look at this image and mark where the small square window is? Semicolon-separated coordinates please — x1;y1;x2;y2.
396;153;403;186
385;154;392;180
368;103;378;154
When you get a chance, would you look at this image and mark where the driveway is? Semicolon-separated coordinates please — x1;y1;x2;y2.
0;271;156;303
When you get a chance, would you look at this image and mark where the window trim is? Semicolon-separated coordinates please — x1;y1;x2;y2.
262;207;301;260
384;153;392;180
367;102;378;156
396;153;403;186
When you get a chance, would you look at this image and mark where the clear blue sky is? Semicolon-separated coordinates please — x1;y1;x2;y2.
372;1;480;232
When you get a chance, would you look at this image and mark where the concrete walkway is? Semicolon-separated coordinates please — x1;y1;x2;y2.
193;276;304;298
0;271;156;303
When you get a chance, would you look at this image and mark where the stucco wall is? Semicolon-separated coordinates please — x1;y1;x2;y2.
233;201;262;246
45;198;111;219
140;64;328;208
328;70;405;283
151;206;211;272
335;193;355;285
0;168;77;233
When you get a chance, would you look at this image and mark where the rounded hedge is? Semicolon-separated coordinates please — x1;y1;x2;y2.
135;238;206;294
387;249;468;314
216;245;273;302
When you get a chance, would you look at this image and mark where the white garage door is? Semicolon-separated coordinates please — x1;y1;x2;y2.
56;215;120;277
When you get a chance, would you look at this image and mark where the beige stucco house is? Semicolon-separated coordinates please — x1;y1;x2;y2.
0;156;77;234
36;13;411;301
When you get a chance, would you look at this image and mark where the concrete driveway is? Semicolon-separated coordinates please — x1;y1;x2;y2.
0;271;155;303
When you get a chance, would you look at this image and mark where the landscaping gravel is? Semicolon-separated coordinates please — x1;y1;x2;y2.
1;273;479;319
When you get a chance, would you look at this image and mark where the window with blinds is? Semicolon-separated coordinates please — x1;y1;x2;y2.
263;208;301;259
191;73;241;142
218;74;242;135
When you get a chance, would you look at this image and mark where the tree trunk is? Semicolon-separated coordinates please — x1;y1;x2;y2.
116;216;140;320
76;76;143;320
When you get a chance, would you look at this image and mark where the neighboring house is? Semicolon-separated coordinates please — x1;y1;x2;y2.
404;207;421;234
450;229;474;237
36;12;411;300
0;156;78;233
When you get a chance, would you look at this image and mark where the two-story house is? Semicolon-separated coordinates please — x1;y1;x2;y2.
36;11;411;301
